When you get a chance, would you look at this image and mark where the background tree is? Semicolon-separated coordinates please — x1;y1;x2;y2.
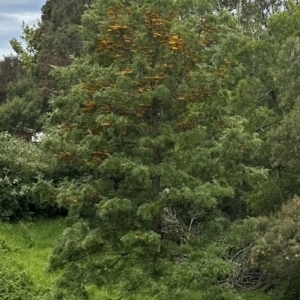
33;0;93;99
250;4;300;214
0;55;23;104
0;0;91;138
0;76;44;139
215;3;300;216
217;0;289;25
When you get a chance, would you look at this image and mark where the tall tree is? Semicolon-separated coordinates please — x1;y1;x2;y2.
0;0;92;138
0;75;44;138
216;5;300;216
253;4;300;214
33;0;93;97
45;1;265;298
0;55;23;104
217;0;289;25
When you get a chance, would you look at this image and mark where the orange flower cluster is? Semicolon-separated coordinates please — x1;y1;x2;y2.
145;12;166;28
120;68;132;75
92;7;224;135
217;59;230;77
92;149;110;157
81;100;97;111
145;75;165;82
144;12;188;54
96;6;134;57
107;6;131;18
97;39;118;53
177;89;212;102
97;30;134;57
81;82;101;94
55;151;74;160
168;35;185;51
107;25;129;32
102;120;110;126
199;37;214;46
118;104;149;119
107;6;118;18
99;105;111;114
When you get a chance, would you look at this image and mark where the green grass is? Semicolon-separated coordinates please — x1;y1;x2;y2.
0;218;66;291
0;218;275;300
240;291;272;300
0;218;119;299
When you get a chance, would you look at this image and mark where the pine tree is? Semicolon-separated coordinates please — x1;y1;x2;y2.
45;1;265;298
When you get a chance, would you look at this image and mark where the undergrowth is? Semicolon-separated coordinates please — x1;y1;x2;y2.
0;218;274;299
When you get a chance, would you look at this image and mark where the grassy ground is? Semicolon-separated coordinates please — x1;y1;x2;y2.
240;291;272;300
0;218;66;291
0;218;118;299
0;218;273;300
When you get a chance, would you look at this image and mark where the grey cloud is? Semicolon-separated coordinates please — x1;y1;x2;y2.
0;0;45;57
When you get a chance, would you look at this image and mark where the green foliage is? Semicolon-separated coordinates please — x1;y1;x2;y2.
218;3;300;218
0;217;276;299
0;219;67;298
240;291;271;300
248;172;299;216
0;76;44;136
0;132;48;220
0;55;23;104
0;261;38;300
10;23;38;69
4;0;92;139
216;0;288;25
220;20;278;148
251;197;300;298
269;98;300;175
268;3;300;42
42;0;267;298
265;6;300;191
39;0;93;57
5;0;300;298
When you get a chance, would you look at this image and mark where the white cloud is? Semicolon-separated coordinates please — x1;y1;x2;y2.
4;12;40;25
0;12;40;34
0;1;44;57
2;0;36;3
0;44;13;58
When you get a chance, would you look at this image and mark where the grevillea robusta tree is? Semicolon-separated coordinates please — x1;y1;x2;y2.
45;1;265;298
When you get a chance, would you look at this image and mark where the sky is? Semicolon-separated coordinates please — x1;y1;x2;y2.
0;0;45;58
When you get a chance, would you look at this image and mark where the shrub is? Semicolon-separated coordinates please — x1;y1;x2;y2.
0;132;49;220
248;172;299;216
251;197;300;299
0;261;38;300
